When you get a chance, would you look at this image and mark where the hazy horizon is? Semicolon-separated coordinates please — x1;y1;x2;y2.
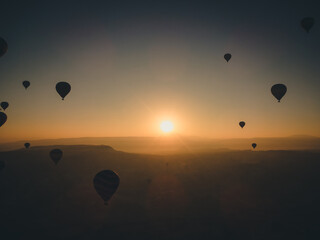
1;134;319;154
1;133;320;143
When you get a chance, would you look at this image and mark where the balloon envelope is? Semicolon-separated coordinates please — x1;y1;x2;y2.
252;143;257;149
224;53;232;62
24;143;30;149
0;161;5;171
50;149;63;165
56;82;71;100
0;37;8;57
0;102;9;111
301;17;314;33
271;84;287;102
239;121;245;128
0;112;7;127
93;170;120;205
22;81;30;89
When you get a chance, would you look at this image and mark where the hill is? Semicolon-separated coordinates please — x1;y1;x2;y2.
0;146;320;239
0;135;319;154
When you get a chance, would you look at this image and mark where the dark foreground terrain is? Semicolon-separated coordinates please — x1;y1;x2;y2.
0;146;319;239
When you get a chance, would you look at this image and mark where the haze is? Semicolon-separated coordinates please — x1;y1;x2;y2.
0;1;319;143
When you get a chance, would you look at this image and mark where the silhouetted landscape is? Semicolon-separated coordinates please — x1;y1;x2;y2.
0;145;320;239
1;135;319;154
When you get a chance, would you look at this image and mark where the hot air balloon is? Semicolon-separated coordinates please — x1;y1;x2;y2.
93;170;120;205
50;149;63;165
0;102;9;111
0;112;7;127
301;17;314;33
271;84;287;102
22;81;30;89
0;161;5;171
252;143;257;149
0;37;8;58
224;53;232;62
24;143;30;149
56;82;71;100
239;121;245;128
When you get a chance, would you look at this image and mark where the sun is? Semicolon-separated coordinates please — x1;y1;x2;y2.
160;121;174;133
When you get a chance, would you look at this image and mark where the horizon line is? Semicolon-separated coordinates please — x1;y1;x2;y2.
0;134;319;145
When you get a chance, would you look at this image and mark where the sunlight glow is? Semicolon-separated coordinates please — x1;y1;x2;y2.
160;121;174;133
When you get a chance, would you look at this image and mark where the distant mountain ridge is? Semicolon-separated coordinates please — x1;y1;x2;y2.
0;135;319;154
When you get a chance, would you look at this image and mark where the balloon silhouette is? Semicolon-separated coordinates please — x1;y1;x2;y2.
224;53;232;62
0;161;5;171
50;149;63;165
56;82;71;100
271;84;287;102
24;143;30;149
301;17;314;33
0;112;7;127
22;81;30;89
94;170;120;205
0;102;9;111
252;143;257;149
239;121;245;128
0;37;8;58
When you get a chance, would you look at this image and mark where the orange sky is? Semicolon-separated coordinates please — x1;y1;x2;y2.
0;6;320;143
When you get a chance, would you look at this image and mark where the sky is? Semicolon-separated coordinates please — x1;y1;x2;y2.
0;0;320;142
